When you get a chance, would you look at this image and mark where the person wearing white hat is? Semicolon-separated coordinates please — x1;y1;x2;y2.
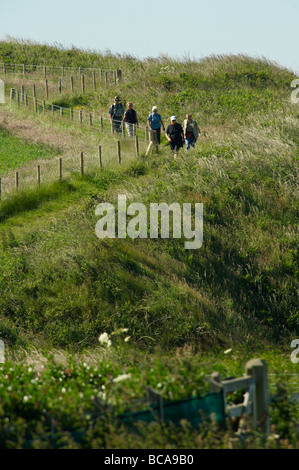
147;106;165;144
165;116;184;156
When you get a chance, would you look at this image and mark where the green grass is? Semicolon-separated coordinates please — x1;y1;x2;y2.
0;127;61;173
0;149;297;351
1;39;296;129
0;39;298;448
0;346;297;449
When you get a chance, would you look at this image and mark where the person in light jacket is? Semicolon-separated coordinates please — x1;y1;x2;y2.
183;114;201;150
147;106;165;144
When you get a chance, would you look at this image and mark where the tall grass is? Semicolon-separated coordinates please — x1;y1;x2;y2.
0;40;298;448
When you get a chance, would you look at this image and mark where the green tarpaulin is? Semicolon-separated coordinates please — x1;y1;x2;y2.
120;392;226;429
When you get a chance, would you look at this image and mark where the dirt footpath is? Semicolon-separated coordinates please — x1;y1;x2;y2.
0;107;96;155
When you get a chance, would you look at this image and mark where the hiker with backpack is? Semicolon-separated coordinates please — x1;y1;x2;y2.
165;116;184;156
147;106;165;144
123;102;138;137
109;96;125;133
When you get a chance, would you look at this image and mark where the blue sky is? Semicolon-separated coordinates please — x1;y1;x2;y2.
1;0;298;73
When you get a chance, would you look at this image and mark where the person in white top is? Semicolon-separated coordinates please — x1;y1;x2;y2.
182;114;201;150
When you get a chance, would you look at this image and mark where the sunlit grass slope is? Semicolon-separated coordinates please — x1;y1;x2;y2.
0;38;298;449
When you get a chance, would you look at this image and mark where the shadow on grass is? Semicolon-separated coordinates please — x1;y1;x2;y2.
0;180;77;222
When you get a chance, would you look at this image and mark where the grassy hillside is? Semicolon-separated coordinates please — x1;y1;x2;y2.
0;128;61;173
0;40;298;448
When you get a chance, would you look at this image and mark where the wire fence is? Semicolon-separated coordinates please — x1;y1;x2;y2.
4;71;118;95
9;87;151;143
0;137;149;200
0;62;121;83
1;88;154;199
0;86;158;200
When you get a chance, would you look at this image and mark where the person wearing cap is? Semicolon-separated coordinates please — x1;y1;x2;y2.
123;102;138;137
147;106;165;144
182;113;201;150
165;116;184;156
109;96;125;133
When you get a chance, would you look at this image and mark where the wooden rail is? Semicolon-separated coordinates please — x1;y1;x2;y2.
207;358;269;434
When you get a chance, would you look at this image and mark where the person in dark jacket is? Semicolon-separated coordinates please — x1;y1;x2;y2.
109;96;125;133
123;102;138;137
165;116;184;156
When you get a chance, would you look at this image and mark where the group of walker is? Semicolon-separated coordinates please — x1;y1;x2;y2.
108;96;201;155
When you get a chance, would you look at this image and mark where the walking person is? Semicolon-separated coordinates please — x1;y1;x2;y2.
183;113;201;150
123;102;138;137
147;106;165;144
109;96;125;133
165;116;184;156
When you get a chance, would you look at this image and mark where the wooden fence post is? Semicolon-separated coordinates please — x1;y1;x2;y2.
3;64;6;74
59;78;62;94
79;110;83;124
33;84;36;97
100;116;103;132
70;75;74;92
42;100;46;114
80;152;84;176
93;71;96;91
146;129;157;156
10;88;15;104
117;141;121;164
81;74;85;93
105;72;108;87
37;165;41;187
17;91;20;106
245;359;269;435
62;66;64;78
15;172;19;190
34;97;37;113
21;85;25;102
45;79;48;99
208;371;223;400
146;387;164;421
99;145;102;169
89;113;92;127
25;94;28;107
70;108;73;120
59;158;62;181
135;135;139;157
116;69;122;82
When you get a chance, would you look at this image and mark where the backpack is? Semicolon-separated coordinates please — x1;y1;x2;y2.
110;103;124;118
